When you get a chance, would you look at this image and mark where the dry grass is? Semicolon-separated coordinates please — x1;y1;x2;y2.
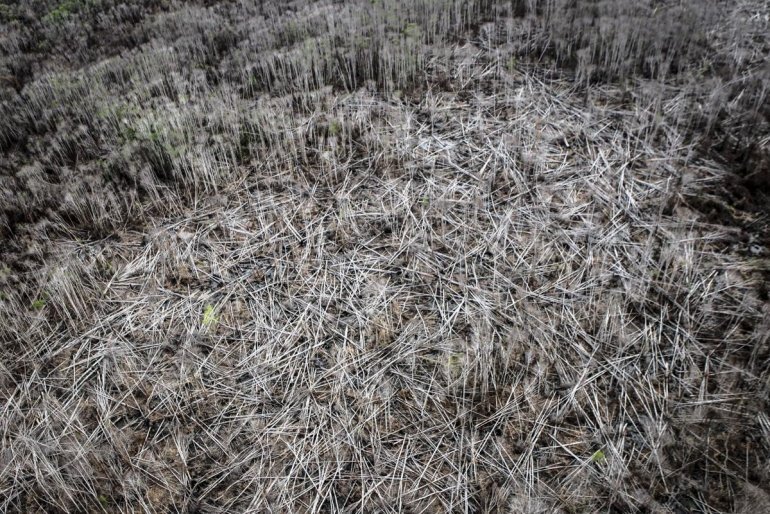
0;0;768;512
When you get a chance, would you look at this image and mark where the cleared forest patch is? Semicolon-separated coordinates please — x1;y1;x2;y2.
1;0;768;512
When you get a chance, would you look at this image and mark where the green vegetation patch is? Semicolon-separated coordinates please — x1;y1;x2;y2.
44;0;100;24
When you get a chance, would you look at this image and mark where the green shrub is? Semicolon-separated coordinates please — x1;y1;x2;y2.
43;0;100;24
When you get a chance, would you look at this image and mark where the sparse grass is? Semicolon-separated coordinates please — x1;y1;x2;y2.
0;0;768;512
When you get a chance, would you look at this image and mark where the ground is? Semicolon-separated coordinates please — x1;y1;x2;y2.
0;1;769;512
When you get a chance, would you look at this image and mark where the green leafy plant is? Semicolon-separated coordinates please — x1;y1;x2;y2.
202;304;218;328
591;449;606;463
31;298;46;310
